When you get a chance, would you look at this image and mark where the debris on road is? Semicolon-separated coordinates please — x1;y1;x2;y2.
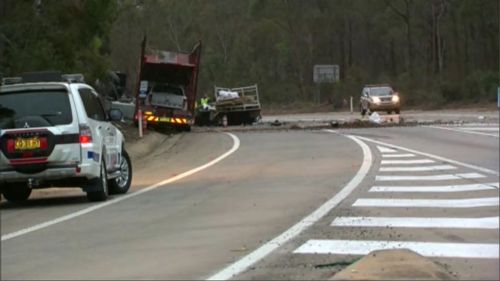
330;249;456;280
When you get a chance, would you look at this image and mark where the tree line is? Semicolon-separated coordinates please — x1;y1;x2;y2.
1;0;498;108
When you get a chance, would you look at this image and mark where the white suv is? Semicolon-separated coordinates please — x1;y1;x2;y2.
0;74;132;202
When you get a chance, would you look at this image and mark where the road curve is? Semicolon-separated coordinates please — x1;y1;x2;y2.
1;131;361;280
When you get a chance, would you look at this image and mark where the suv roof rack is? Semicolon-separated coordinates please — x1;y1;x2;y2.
1;76;23;85
365;83;390;87
1;71;86;85
62;73;85;83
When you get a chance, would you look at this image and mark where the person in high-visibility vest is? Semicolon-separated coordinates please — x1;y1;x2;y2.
200;95;209;110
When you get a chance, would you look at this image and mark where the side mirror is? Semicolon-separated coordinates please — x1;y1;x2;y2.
109;108;123;121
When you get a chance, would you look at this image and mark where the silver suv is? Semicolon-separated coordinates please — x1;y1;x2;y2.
360;84;401;116
0;73;132;203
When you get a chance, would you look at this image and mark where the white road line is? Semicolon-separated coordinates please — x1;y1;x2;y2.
459;123;499;127
293;240;499;258
355;136;499;176
377;146;397;153
331;216;499;229
382;153;415;158
370;182;499;193
379;165;456;172
2;133;241;242
381;159;435;165
428;126;499;138
206;132;371;280
461;127;499;131
375;172;485;181
353;197;499;208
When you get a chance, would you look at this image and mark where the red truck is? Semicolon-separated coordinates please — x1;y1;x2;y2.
135;38;201;131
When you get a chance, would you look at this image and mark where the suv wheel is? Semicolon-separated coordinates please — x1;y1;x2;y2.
1;183;32;203
86;157;109;202
109;150;132;195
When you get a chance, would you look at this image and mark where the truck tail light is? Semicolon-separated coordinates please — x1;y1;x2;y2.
6;139;15;153
79;124;93;144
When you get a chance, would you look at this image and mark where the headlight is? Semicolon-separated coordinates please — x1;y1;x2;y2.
371;96;381;104
392;95;400;103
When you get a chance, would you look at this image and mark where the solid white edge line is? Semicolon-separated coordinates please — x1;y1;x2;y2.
427;126;499;138
293;240;499;258
206;130;372;280
1;133;241;242
331;216;500;229
355;135;500;176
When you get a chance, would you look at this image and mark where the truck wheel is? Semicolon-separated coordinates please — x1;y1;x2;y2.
109;150;132;195
1;183;31;203
361;108;366;117
361;104;367;117
86;157;109;202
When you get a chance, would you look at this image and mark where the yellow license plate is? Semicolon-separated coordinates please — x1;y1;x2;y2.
14;137;41;150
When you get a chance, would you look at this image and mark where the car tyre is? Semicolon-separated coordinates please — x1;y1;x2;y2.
86;157;109;202
1;183;31;203
109;150;132;195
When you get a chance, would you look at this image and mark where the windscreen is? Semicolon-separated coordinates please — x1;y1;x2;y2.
152;84;184;96
369;87;393;96
0;90;72;129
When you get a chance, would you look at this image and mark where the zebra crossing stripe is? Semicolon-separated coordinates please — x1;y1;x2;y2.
353;197;499;208
379;165;456;172
377;146;397;153
355;135;499;176
293;240;499;258
375;172;485;181
382;153;415;158
461;127;499;131
331;216;499;229
381;159;435;165
369;182;499;193
428;126;499;137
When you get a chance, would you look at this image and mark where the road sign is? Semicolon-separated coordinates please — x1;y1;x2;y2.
313;65;339;83
139;80;148;98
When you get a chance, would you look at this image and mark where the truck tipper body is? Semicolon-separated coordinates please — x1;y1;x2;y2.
195;84;261;126
135;38;201;131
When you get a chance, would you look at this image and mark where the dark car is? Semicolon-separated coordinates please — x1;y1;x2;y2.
360;84;401;116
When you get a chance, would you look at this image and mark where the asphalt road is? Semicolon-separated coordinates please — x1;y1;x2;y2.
1;123;499;280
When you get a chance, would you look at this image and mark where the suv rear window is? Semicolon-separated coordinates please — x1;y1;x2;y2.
0;90;72;129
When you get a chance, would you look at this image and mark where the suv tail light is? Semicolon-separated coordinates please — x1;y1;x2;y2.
79;124;93;144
